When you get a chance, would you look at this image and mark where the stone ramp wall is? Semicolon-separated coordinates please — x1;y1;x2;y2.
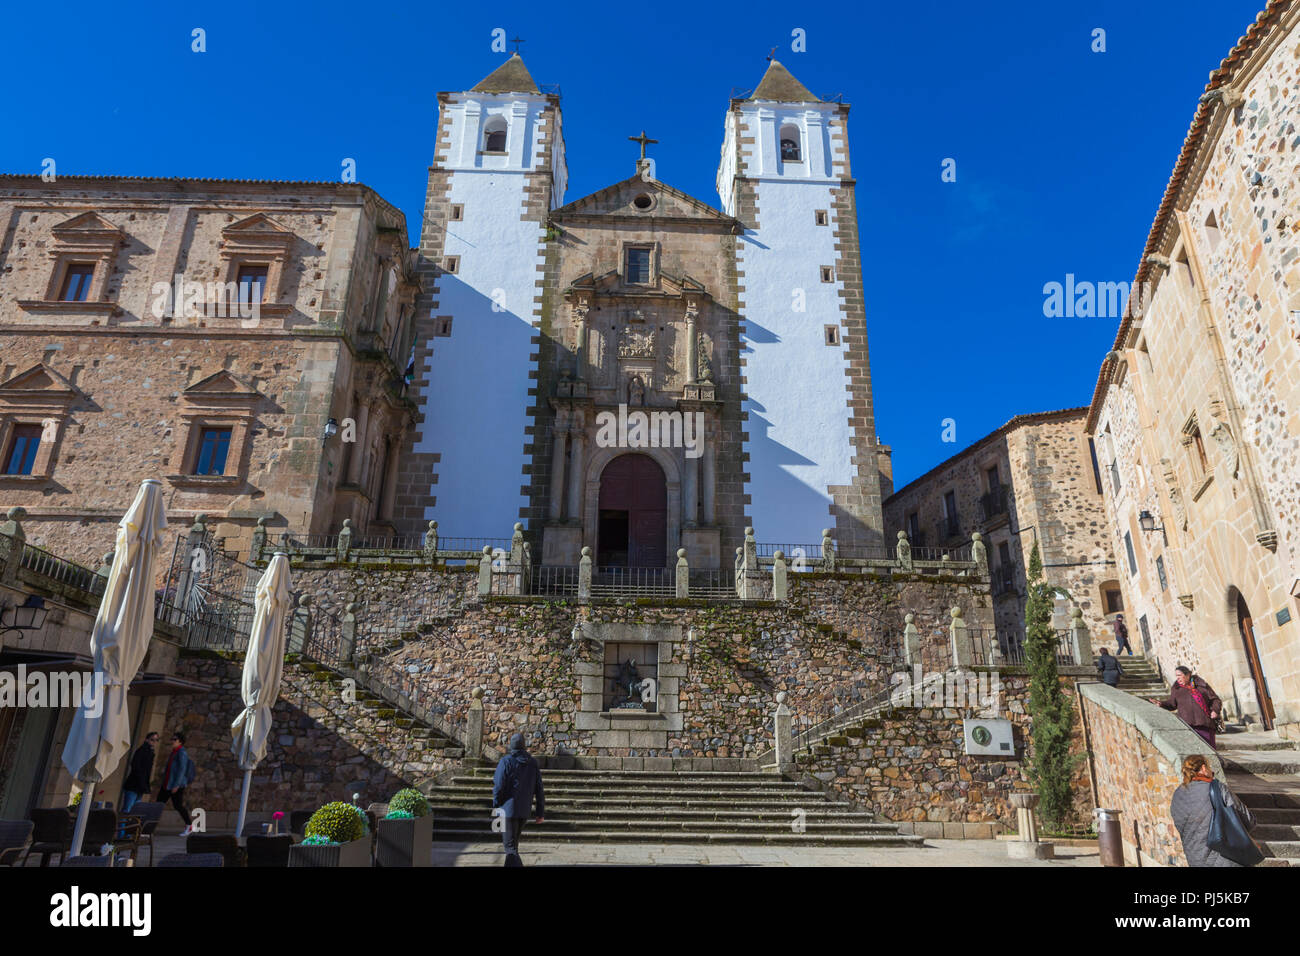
1078;682;1221;866
794;674;1094;837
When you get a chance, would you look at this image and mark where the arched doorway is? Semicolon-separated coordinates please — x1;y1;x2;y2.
1233;589;1275;729
597;454;667;567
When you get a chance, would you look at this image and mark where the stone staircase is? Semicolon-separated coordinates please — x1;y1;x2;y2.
425;768;926;846
1218;729;1300;866
1114;654;1168;699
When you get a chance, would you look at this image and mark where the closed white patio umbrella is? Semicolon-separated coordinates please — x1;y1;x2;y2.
230;552;292;839
62;478;168;857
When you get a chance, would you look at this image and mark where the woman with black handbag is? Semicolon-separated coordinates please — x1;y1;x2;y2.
1169;755;1263;867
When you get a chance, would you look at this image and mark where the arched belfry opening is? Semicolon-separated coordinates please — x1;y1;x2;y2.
597;453;667;567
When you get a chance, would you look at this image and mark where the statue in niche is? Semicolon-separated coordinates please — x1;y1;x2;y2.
628;375;646;406
612;658;646;709
697;331;714;383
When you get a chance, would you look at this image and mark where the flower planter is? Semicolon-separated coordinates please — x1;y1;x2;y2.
288;836;371;868
376;814;432;867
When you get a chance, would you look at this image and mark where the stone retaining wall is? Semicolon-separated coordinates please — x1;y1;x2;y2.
795;673;1094;835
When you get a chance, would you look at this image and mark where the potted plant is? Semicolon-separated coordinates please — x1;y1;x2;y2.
288;802;371;868
375;788;432;867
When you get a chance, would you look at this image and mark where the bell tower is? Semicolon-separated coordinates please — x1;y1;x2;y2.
395;54;567;535
718;60;885;549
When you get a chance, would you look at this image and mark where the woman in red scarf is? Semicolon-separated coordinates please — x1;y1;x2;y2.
1151;666;1222;748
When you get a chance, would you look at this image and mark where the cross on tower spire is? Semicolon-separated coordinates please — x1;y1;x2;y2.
628;129;658;161
511;35;525;54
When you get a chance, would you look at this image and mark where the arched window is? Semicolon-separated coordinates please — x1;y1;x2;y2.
483;117;508;153
779;124;801;162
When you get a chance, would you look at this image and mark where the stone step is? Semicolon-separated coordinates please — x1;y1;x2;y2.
1254;824;1300;841
1221;751;1300;775
428;827;925;847
1262;841;1300;859
430;816;893;834
429;791;850;808
1218;732;1299;753
431;806;877;822
1235;788;1300;811
446;773;804;788
1249;806;1300;824
431;784;838;801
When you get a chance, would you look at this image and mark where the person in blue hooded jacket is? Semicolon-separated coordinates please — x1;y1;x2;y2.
492;733;545;866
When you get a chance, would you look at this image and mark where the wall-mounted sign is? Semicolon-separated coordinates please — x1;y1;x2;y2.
1277;607;1292;627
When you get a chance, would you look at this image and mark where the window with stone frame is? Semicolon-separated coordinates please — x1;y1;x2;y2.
216;214;295;322
1181;412;1212;497
167;371;260;488
1155;554;1168;592
193;427;233;476
1124;531;1137;576
58;263;95;302
624;245;653;285
2;424;41;475
1102;584;1124;614
19;212;125;317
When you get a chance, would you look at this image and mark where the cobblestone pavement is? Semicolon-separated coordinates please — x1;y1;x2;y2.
432;839;1102;867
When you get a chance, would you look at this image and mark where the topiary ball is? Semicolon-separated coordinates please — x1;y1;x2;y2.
304;801;367;844
387;787;430;819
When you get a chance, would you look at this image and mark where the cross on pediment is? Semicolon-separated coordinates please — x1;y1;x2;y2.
628;129;658;161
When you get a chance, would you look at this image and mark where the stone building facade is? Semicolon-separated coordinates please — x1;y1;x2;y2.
1086;0;1300;737
399;56;887;565
882;409;1119;647
0;176;419;565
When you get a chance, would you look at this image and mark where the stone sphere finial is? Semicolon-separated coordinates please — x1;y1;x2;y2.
972;531;982;541
1072;605;1084;621
821;529;832;538
482;545;493;555
514;522;523;531
256;515;267;527
345;601;357;614
471;686;484;700
428;519;437;530
775;691;788;705
905;612;914;623
7;506;28;521
773;550;784;561
744;527;754;536
897;530;907;539
677;548;686;558
298;594;312;607
950;606;961;619
341;517;352;529
581;545;591;556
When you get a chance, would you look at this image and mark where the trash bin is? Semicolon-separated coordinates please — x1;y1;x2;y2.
1095;808;1124;867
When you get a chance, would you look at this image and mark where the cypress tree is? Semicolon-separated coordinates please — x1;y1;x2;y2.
1022;542;1076;830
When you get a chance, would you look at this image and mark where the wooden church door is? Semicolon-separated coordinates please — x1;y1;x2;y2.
597;454;667;567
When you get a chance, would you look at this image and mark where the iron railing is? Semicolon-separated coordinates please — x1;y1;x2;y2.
18;540;106;597
590;567;675;599
979;487;1009;522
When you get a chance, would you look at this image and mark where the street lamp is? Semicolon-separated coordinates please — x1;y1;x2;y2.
322;417;339;443
1138;510;1168;546
1;594;48;639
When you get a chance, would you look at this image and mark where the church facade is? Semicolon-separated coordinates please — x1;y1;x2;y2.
398;55;888;568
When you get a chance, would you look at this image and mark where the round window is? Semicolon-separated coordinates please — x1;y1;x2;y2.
633;194;654;211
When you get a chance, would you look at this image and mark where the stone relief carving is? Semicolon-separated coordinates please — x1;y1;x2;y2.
1208;418;1240;490
697;331;713;383
618;326;655;359
1160;457;1188;531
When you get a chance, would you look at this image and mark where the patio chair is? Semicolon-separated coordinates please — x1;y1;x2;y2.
23;809;71;867
111;816;143;866
157;852;224;867
0;820;34;866
245;834;293;867
60;854;113;867
186;833;245;868
127;802;164;866
80;809;118;855
289;809;315;836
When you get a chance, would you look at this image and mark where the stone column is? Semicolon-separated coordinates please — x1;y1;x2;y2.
1008;792;1054;859
675;548;690;599
464;687;485;766
340;602;358;664
578;546;592;601
0;507;27;585
685;308;698;383
701;434;716;525
772;550;788;601
949;606;973;667
903;612;922;672
567;430;585;522
774;691;794;773
574;307;589;378
683;452;698;527
477;546;493;597
1070;606;1094;667
288;595;313;656
379;443;400;522
550;429;568;521
346;402;369;486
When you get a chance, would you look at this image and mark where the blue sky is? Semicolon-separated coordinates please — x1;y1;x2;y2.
1;0;1268;486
